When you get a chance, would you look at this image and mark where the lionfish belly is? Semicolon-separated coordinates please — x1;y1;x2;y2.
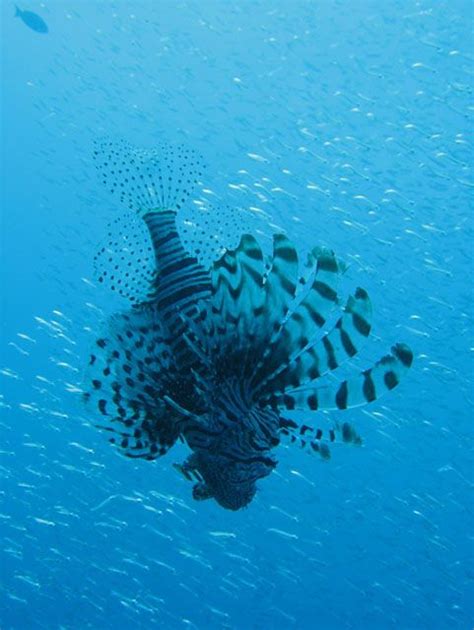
84;141;413;511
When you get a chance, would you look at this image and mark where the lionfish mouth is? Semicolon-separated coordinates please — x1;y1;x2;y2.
84;139;413;511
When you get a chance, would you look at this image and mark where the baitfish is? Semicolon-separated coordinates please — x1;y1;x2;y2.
84;140;413;511
15;5;48;33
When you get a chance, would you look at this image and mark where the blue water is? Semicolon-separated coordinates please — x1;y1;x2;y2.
1;1;473;628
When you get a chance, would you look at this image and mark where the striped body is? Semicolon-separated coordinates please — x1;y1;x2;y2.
144;210;211;319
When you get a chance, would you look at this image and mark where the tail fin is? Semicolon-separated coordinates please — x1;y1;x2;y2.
15;5;21;17
93;139;204;216
92;140;212;316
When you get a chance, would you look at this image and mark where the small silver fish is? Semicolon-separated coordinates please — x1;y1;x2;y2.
15;5;48;34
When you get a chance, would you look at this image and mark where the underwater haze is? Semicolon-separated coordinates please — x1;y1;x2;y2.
1;1;473;629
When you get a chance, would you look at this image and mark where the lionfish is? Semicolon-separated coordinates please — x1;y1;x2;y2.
84;141;413;511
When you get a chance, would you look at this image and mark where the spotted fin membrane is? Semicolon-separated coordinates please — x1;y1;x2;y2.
84;140;413;511
93;211;156;304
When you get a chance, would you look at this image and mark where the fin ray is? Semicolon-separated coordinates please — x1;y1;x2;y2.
258;287;372;395
264;343;413;411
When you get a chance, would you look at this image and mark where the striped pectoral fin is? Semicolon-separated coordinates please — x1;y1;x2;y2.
278;417;363;459
252;247;342;392
265;343;413;411
249;235;299;381
263;234;299;327
236;235;266;335
210;245;243;338
211;234;265;329
259;287;372;395
280;246;342;342
207;234;268;371
89;378;182;461
83;310;188;459
94;408;178;461
88;371;188;460
305;246;343;327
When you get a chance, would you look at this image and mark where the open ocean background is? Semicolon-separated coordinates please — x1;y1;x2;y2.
1;1;473;628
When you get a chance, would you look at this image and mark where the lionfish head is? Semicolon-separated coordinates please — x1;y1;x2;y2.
189;450;276;511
